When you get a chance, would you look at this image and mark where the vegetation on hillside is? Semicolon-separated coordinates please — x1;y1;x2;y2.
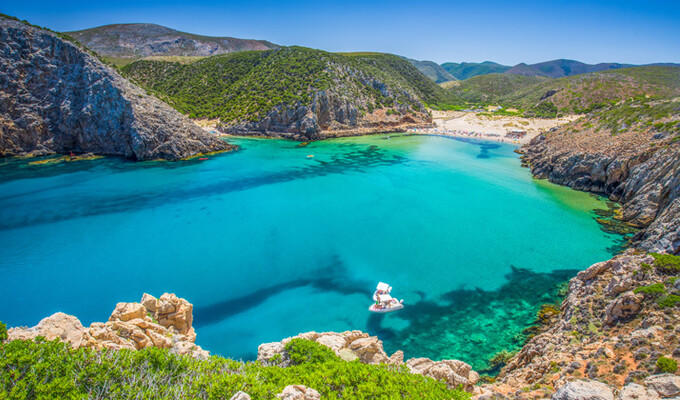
441;61;511;80
0;338;470;399
122;47;455;123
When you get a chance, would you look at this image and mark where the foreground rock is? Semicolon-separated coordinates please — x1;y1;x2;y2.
0;17;234;160
551;380;614;400
8;293;208;358
276;385;321;400
258;330;479;392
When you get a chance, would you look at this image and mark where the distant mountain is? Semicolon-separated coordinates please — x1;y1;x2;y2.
401;57;456;83
441;59;680;80
66;23;278;63
441;61;511;80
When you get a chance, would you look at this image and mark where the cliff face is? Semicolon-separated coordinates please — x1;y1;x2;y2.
0;18;233;160
523;116;680;254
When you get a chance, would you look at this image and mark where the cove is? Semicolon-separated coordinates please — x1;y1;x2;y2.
0;134;628;370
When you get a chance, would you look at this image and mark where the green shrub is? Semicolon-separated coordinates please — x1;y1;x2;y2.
633;283;666;296
0;338;470;400
284;338;338;365
656;356;678;373
487;349;516;371
0;321;7;342
651;253;680;274
657;295;680;309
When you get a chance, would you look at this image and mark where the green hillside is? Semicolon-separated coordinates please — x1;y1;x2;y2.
499;66;680;115
403;57;457;83
440;66;680;118
441;61;511;80
122;47;453;124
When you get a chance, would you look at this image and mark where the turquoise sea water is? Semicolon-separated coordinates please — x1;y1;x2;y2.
0;134;625;370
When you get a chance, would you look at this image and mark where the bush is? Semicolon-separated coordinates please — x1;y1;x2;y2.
0;338;470;399
633;283;666;296
284;338;338;365
657;295;680;309
0;321;6;342
651;253;680;274
656;356;678;373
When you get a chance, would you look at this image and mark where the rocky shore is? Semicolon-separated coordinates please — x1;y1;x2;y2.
521;120;679;254
478;250;680;399
0;17;234;160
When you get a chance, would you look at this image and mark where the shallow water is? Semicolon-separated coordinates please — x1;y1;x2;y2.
0;134;626;370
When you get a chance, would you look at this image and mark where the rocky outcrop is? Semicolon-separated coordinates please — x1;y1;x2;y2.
480;250;680;399
8;292;208;358
523;127;680;254
218;90;431;141
258;330;479;392
0;17;234;160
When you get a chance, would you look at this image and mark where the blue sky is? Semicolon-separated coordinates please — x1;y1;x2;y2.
3;0;679;65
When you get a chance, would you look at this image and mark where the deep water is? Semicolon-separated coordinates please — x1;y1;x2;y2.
0;134;627;370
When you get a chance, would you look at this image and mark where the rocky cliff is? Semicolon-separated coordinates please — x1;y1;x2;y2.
0;17;234;160
480;250;680;399
521;101;680;254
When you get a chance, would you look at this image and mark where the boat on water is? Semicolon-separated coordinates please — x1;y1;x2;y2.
369;282;404;313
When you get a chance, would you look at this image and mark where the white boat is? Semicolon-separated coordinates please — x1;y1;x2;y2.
369;294;404;313
372;281;392;301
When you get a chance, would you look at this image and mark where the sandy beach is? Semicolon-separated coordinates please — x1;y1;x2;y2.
414;110;579;145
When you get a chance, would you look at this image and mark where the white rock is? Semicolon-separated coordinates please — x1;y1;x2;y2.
616;383;660;400
552;380;614;400
645;374;680;398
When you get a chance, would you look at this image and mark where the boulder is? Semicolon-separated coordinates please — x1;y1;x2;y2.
156;293;193;335
348;336;389;364
276;385;320;400
616;383;661;400
257;341;288;366
141;293;158;313
645;374;680;398
605;291;644;325
388;350;404;365
7;312;87;348
109;302;147;322
406;358;476;391
552;380;614;400
229;392;251;400
577;261;611;282
316;334;346;352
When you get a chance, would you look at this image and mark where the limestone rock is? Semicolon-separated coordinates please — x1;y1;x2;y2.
7;312;87;347
257;341;288;366
229;391;251;400
141;293;158;313
578;261;611;282
616;383;661;400
316;334;347;352
605;291;644;325
156;293;193;335
552;380;614;400
276;385;320;400
645;374;680;398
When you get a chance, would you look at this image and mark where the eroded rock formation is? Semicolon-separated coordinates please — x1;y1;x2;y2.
0;17;233;160
7;292;208;358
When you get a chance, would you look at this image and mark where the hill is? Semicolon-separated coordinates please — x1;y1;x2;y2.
402;57;456;83
441;61;511;80
66;23;278;65
504;59;634;78
499;66;680;115
122;48;452;139
0;16;232;160
441;66;680;117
